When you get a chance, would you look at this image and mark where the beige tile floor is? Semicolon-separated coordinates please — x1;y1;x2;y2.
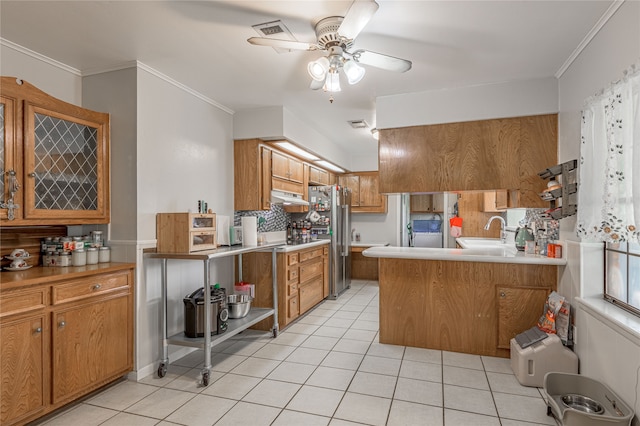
37;280;558;426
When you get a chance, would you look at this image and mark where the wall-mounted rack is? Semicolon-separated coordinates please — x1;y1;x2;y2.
538;159;578;219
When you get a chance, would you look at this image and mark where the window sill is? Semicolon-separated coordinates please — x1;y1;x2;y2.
576;296;640;346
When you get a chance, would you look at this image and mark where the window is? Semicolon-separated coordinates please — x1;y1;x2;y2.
605;242;640;316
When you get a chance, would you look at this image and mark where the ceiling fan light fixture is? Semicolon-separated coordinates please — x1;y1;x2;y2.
308;57;329;81
324;70;342;92
343;59;365;85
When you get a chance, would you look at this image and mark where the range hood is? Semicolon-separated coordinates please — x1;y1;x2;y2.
270;190;308;206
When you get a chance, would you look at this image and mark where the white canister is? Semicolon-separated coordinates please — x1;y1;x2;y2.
71;249;87;266
86;247;99;264
98;246;111;263
57;251;71;267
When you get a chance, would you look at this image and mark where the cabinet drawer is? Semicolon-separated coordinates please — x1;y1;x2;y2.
287;267;299;283
287;253;299;266
53;271;130;305
287;282;298;297
190;231;217;252
287;296;299;321
299;259;323;283
299;278;324;313
0;287;48;318
300;248;323;263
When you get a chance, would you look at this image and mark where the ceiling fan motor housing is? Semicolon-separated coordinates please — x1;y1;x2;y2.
315;16;353;50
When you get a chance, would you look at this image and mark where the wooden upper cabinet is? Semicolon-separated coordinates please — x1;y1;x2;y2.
234;139;269;210
272;151;303;183
339;171;386;213
309;165;329;185
0;77;110;226
378;114;557;207
410;194;433;213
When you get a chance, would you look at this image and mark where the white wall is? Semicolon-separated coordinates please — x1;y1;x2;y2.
82;67;138;242
557;1;640;421
233;105;352;171
376;77;558;130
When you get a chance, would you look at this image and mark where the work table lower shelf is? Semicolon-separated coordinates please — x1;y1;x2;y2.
166;308;275;348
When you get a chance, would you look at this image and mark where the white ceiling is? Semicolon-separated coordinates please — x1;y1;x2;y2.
0;0;614;159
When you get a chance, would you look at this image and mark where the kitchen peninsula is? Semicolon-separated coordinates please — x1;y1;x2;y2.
363;245;565;358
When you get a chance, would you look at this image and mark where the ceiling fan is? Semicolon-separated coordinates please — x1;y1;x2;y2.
247;0;412;95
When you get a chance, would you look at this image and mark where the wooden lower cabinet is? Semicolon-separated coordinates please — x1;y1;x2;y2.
0;264;134;425
243;243;329;331
351;247;378;280
378;258;556;358
0;313;47;424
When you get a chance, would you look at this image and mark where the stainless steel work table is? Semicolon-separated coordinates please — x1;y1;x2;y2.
149;242;282;386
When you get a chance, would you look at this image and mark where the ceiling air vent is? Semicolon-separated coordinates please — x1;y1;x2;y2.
348;119;369;129
252;20;296;54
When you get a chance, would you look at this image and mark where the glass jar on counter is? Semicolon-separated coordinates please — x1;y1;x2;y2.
90;230;103;247
71;248;87;266
86;247;99;264
57;251;71;267
98;246;111;263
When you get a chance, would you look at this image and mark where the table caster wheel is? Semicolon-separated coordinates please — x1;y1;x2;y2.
158;364;167;378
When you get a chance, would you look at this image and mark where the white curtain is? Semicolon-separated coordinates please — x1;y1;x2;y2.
577;63;640;243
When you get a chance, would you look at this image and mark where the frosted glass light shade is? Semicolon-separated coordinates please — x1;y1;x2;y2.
344;60;365;84
307;57;329;81
323;71;341;92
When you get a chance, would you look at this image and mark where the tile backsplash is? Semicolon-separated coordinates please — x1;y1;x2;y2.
234;204;289;232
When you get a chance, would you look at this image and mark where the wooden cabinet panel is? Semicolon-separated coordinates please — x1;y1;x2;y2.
339;172;387;213
300;259;323;283
410;194;432;212
0;264;134;424
0;287;47;318
1;77;110;225
271;150;290;181
351;247;378;280
497;286;550;349
299;278;324;313
323;247;329;298
0;314;47;425
287;253;299;266
0;94;18;222
287;267;299;283
378;114;557;203
52;293;131;404
309;166;329;185
52;271;130;305
287;296;299;322
378;258;556;358
339;175;360;207
299;247;323;263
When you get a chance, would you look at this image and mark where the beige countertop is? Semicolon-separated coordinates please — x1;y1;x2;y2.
362;244;566;265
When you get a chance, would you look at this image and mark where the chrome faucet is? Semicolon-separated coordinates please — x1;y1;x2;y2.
484;216;507;243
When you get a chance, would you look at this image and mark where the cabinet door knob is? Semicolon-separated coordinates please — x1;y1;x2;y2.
59;321;66;328
93;284;102;290
500;292;506;298
28;172;36;178
35;327;42;334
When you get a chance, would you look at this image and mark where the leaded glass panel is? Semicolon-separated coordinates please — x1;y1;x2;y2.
33;113;98;210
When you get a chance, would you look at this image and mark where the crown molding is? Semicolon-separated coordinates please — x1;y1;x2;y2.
555;0;625;79
1;38;81;75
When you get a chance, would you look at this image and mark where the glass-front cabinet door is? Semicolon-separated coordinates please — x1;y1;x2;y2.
1;77;110;225
22;102;109;223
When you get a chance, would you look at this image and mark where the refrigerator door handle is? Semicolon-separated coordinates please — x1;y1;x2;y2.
342;203;351;256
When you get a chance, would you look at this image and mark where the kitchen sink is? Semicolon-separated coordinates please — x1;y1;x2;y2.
456;237;518;255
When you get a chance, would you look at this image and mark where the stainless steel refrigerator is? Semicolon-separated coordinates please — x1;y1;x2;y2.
309;185;351;299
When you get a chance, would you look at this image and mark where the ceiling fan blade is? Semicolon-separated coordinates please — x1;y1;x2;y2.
310;78;325;90
352;49;412;73
247;37;319;51
337;0;379;40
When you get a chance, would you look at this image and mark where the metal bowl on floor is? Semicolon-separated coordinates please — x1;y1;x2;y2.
561;394;605;414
